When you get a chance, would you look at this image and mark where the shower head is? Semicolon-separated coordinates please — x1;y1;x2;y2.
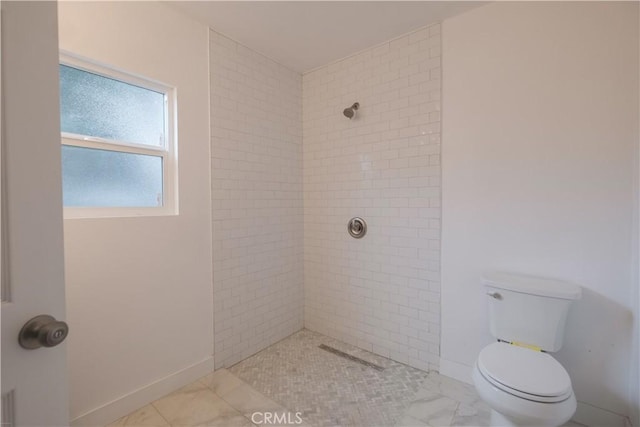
343;102;360;119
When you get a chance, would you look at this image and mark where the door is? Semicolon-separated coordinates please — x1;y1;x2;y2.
1;2;70;426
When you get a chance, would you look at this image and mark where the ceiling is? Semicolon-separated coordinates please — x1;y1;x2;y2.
168;1;483;73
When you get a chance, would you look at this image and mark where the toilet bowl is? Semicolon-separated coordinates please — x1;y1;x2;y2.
472;342;576;427
473;272;581;427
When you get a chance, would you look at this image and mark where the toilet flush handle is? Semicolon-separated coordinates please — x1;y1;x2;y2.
486;292;502;300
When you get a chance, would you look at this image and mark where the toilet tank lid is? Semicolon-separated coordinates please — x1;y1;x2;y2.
482;271;582;300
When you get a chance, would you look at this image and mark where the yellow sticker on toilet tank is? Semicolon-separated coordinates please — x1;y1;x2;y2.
511;341;542;352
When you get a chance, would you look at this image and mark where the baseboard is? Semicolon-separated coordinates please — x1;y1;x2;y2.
70;356;214;427
573;401;630;427
438;357;473;385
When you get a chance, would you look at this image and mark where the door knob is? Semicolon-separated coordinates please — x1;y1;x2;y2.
18;315;69;349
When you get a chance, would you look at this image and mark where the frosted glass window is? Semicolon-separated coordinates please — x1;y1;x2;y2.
59;56;175;216
60;64;165;147
62;146;163;208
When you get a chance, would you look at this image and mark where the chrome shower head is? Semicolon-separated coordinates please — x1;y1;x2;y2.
343;102;360;119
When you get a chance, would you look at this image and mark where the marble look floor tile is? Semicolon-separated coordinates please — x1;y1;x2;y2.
218;382;286;416
447;382;490;427
107;404;169;427
420;373;479;405
201;370;314;427
450;400;491;427
248;411;314;427
172;413;253;427
152;381;244;426
405;395;459;427
411;380;444;402
200;369;246;397
450;403;584;427
395;414;430;427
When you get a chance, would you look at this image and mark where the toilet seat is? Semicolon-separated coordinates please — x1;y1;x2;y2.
477;342;572;403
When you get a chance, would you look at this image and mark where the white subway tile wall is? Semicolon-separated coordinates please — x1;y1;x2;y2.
302;24;442;371
210;30;304;368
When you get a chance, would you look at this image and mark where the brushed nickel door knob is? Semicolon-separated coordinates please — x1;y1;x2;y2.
18;315;69;349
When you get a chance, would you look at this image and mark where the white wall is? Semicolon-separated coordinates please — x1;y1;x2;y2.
209;31;304;369
58;2;213;424
303;25;442;371
442;1;639;424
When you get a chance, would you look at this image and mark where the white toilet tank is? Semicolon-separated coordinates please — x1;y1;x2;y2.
483;272;581;352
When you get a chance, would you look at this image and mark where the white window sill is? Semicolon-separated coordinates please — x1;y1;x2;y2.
63;206;178;220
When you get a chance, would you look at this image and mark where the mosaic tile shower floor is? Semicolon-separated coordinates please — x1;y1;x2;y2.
108;329;586;427
229;330;430;427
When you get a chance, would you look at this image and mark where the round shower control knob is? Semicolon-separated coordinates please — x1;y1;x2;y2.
348;217;367;239
18;315;69;349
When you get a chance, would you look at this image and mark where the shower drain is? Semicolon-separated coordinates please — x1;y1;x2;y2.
318;344;385;371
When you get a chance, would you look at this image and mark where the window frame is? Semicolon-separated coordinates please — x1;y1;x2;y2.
60;52;178;219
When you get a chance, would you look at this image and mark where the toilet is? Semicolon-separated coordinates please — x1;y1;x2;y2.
472;272;581;427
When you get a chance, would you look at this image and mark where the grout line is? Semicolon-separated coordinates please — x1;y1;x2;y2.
149;401;172;427
450;401;461;425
